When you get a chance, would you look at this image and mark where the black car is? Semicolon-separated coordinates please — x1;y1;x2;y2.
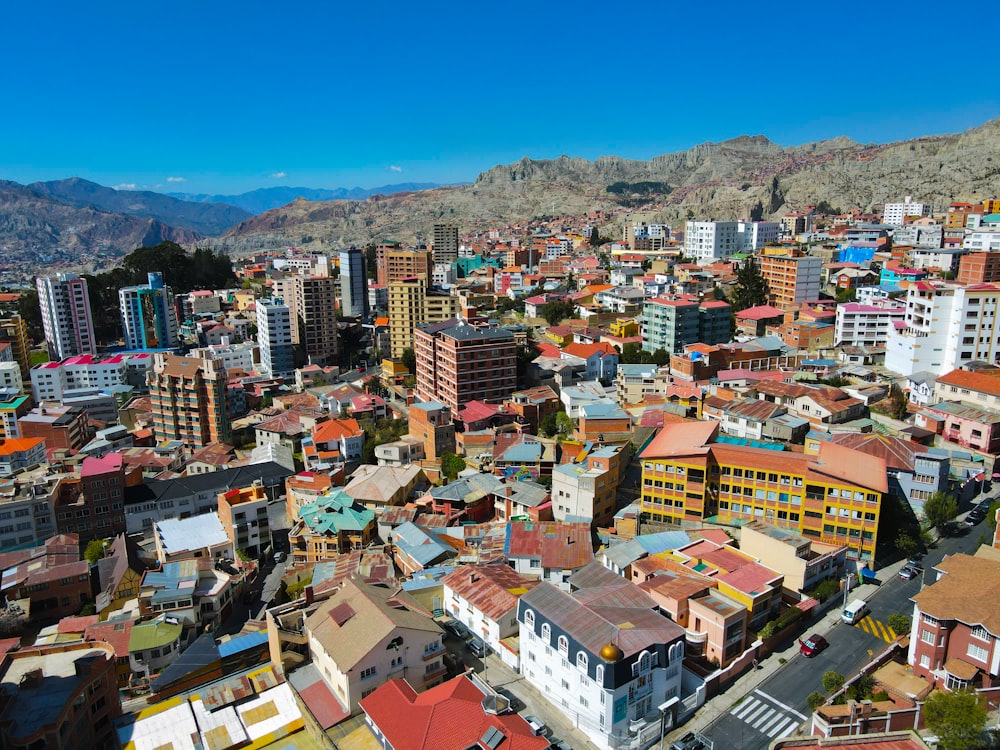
966;508;987;526
442;620;470;640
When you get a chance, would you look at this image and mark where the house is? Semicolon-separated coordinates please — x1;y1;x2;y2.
574;401;633;443
303;577;446;715
738;521;847;595
909;553;1000;691
0;534;91;620
288;488;377;564
153;512;235;564
915;401;1000;454
516;562;686;750
128;613;185;679
359;673;551;750
934;367;1000;412
493;433;559;481
345;464;426;511
375;436;426;467
561;342;619;381
185;443;238;475
95;533;146;617
137;558;236;631
504;520;593;589
390;522;456;575
310;417;364;464
441;564;540;668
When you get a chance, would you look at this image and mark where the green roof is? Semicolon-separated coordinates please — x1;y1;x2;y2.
129;616;183;652
299;488;375;534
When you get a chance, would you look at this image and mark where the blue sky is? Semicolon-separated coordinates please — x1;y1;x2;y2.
3;1;996;195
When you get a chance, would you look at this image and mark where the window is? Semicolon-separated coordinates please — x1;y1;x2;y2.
968;643;989;663
919;654;930;668
540;624;551;643
523;609;534;629
972;625;990;641
577;651;588;670
921;630;935;644
558;635;568;658
360;666;377;679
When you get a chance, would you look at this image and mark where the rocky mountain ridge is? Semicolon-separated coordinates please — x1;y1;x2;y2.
168;182;447;214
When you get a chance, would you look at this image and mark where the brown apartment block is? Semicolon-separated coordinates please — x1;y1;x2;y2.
0;534;92;621
414;320;517;414
0;641;121;750
378;247;433;286
19;404;90;451
958;252;1000;284
54;453;127;544
407;401;456;461
149;352;230;448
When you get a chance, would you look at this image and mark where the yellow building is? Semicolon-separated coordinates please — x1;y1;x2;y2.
0;315;30;379
639;421;887;565
609;318;640;338
984;199;1000;215
387;276;459;358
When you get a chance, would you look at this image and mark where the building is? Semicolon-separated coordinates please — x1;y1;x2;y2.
641;296;731;354
36;274;97;361
552;451;616;527
760;254;823;310
639;421;887;565
302;577;446;715
288;487;376;563
517;563;686;750
0;534;91;620
684;221;740;263
908;553;1000;691
274;275;340;366
885;281;1000;377
883;196;928;226
360;673;551;750
915;401;1000;454
378;246;433;287
957;252;1000;284
0;466;62;552
19;403;90;451
0;641;120;750
504;520;593;588
148;352;230;447
256;297;295;380
128;614;184;678
387;276;460;359
414;321;517;413
432;222;459;265
0;437;45;477
0;315;30;379
137;558;236;630
339;247;368;318
30;353;147;403
118;272;179;349
153;512;235;564
54;453;127;544
738;520;847;595
407;402;455;461
834;301;907;348
218;481;270;558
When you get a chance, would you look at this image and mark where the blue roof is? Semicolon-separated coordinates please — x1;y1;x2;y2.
218;630;268;657
393;522;453;566
715;435;785;451
633;531;691;554
502;442;544;462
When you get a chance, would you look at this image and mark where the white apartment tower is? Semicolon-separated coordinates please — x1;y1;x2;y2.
885;281;1000;377
684;220;781;263
36;274;97;361
883;196;928;226
256;297;295;380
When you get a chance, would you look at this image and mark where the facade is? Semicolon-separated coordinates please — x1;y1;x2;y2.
128;614;184;677
273;275;340;366
0;641;120;750
0;534;92;620
834;302;907;348
256;297;295;380
517;564;686;750
738;520;847;594
639;422;887;565
640;296;731;354
760;254;823;310
885;281;1000;377
218;482;270;558
909;553;1000;691
30;353;147;403
407;401;455;461
54;453;127;544
432;222;459;265
119;272;179;349
148;352;230;447
915;401;1000;454
339;247;368;318
883;197;927;226
387;276;459;359
684;221;740;263
379;247;433;286
0;467;62;552
958;252;1000;284
288;487;376;563
552;453;615;527
19;403;91;450
36;274;96;361
414;321;517;413
934;368;1000;411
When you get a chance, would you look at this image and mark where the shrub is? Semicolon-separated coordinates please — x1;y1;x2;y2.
807;692;827;711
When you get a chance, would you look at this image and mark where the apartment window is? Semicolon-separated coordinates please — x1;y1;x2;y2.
360;666;377;679
921;630;935;645
919;654;930;668
577;651;588;671
972;625;991;641
558;635;569;658
541;624;551;643
968;643;990;663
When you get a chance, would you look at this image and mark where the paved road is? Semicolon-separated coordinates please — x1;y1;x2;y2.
703;516;986;750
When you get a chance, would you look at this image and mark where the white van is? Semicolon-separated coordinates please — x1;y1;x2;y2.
842;598;868;625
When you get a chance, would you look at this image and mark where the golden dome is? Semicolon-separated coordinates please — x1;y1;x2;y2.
599;643;623;662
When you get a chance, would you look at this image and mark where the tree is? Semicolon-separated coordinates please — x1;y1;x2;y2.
555;412;574;436
401;347;416;375
922;689;988;750
14;287;43;344
846;673;875;702
84;539;105;564
541;299;577;327
806;692;827;712
821;671;845;693
731;257;770;311
886;612;911;637
620;343;657;365
440;453;467;481
651;349;671;367
589;227;601;247
538;412;558;437
924;491;959;530
895;532;918;557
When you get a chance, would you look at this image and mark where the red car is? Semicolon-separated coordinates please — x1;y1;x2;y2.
800;634;828;657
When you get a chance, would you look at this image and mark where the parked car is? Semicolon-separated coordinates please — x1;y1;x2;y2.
800;633;828;657
670;731;705;750
522;715;547;736
966;507;987;526
898;563;922;580
442;620;470;640
467;636;489;658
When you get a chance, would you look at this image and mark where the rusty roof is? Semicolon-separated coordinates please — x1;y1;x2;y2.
504;521;593;570
440;564;539;621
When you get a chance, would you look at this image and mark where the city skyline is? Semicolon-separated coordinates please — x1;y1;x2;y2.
2;1;997;195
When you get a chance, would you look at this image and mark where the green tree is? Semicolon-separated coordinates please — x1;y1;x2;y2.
806;692;827;712
555;412;574;436
620;342;657;365
886;612;911;637
835;287;857;303
440;453;467;481
924;491;959;530
401;347;416;375
538;412;558;437
894;532;917;557
821;671;845;693
922;689;988;750
731;257;770;311
651;349;671;367
541;299;577;326
14;288;43;344
846;673;876;702
84;538;105;564
589;227;601;247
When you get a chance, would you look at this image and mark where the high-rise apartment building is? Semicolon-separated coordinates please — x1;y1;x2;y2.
0;314;31;378
413;320;517;413
882;196;928;226
683;221;781;263
148;352;230;447
377;247;434;287
272;275;339;366
256;297;295;379
759;253;823;309
339;247;368;318
387;276;459;359
640;296;731;354
118;272;179;350
36;274;97;361
432;222;459;265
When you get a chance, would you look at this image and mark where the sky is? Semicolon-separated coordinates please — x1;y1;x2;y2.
2;1;997;196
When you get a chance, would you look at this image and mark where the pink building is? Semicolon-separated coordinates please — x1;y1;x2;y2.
915;401;1000;454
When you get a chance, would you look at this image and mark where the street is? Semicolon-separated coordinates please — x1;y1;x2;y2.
702;516;987;750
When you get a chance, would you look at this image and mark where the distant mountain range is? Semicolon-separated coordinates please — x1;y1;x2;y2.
167;183;446;214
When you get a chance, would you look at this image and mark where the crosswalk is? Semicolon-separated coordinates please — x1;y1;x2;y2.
855;615;897;643
729;689;806;739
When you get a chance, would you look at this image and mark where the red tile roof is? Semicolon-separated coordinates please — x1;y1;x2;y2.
85;620;134;658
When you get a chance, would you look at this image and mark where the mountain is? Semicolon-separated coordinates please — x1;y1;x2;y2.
168;183;446;214
0;181;199;276
30;177;251;235
215;119;1000;253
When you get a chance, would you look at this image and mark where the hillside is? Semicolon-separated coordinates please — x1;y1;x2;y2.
168;182;446;214
30;177;251;235
215;119;1000;253
0;181;200;276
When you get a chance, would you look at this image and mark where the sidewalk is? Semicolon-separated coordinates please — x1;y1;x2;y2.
663;557;911;748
